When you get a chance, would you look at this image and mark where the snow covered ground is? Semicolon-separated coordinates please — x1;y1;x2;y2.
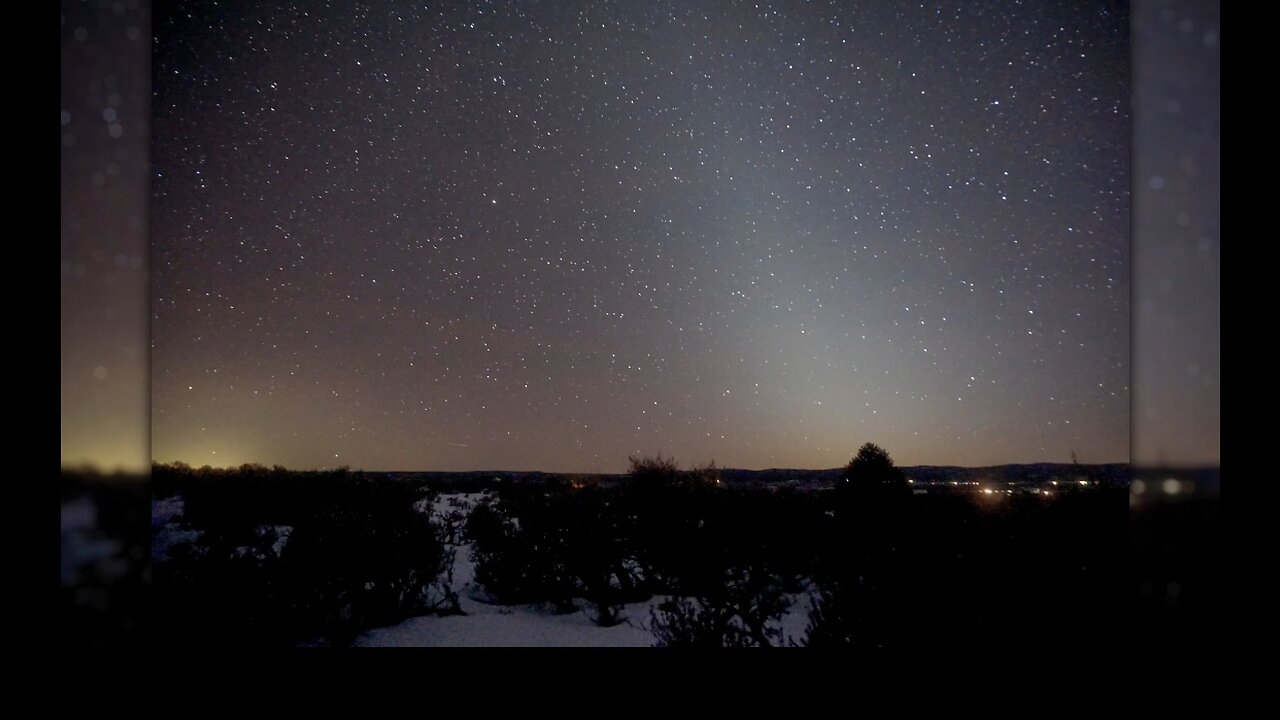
356;589;665;647
150;490;814;646
355;493;815;647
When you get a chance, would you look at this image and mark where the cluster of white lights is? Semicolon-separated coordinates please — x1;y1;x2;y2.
1131;478;1188;497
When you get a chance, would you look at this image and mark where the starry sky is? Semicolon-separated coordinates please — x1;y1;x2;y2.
149;1;1131;473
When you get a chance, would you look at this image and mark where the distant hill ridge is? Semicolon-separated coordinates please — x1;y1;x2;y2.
364;462;1132;488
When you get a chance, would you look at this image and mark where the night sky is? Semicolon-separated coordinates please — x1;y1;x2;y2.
150;1;1130;472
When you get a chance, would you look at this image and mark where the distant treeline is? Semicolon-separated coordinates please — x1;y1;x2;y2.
152;459;1130;495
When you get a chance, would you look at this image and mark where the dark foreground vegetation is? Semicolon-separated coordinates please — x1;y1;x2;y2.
144;445;1132;650
61;469;149;649
152;464;463;646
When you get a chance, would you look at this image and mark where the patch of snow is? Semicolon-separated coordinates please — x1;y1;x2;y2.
780;590;815;647
415;491;488;517
355;595;664;647
255;524;293;557
233;545;268;562
451;542;477;590
151;495;203;563
151;495;186;527
272;526;292;556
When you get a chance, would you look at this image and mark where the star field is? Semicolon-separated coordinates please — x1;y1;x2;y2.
151;1;1129;472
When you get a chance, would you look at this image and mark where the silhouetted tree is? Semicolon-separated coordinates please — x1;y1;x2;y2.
809;443;914;648
838;442;911;509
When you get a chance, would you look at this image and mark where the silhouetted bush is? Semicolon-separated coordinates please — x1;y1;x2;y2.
650;567;791;647
622;456;720;595
150;464;453;646
466;483;644;624
565;486;643;625
280;490;449;644
650;597;736;647
466;491;576;611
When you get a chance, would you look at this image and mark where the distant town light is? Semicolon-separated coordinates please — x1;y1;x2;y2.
1078;480;1089;486
1162;478;1182;496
